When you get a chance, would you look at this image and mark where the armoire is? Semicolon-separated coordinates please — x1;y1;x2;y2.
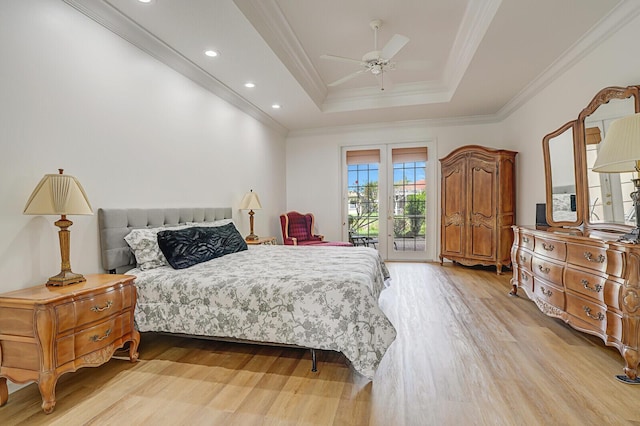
439;145;517;274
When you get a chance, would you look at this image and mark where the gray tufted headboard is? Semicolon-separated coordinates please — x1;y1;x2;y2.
98;207;233;273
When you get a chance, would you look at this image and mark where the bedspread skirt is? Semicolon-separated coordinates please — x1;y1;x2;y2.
130;245;396;379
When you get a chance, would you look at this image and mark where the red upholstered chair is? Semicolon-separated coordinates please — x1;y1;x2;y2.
279;212;352;246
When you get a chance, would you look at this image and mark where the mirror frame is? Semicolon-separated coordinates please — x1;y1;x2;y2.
543;120;581;227
576;85;640;231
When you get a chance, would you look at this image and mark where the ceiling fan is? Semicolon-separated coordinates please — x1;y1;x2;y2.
320;19;411;91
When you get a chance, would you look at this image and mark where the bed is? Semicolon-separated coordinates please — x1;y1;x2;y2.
98;207;396;379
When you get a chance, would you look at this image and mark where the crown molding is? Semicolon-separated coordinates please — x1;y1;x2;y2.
322;81;450;113
443;0;502;91
287;114;500;139
496;0;640;121
62;0;288;136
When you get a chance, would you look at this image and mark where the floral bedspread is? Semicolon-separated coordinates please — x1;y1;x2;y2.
128;245;396;379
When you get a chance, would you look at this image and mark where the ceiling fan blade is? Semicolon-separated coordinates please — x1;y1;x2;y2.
381;34;409;59
328;69;367;87
394;60;432;71
320;54;365;65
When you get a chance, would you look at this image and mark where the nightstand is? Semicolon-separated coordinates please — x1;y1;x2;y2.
246;236;277;245
0;274;140;414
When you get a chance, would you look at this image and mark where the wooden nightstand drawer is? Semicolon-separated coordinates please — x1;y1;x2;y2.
76;287;126;327
74;312;131;360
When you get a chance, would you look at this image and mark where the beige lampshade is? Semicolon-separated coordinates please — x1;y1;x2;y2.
24;170;93;216
592;113;640;173
239;190;262;210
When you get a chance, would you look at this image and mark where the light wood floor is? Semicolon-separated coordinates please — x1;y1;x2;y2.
2;262;640;425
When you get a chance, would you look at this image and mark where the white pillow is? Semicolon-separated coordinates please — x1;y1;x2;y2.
124;224;189;270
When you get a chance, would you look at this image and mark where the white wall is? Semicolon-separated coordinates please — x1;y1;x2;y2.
0;0;286;295
286;121;505;248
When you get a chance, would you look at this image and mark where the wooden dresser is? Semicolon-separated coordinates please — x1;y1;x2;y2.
0;274;140;413
440;145;517;274
511;226;640;380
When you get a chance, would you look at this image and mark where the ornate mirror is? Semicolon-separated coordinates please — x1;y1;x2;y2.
577;85;640;231
543;120;581;226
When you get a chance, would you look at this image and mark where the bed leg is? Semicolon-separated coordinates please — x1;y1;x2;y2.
310;349;317;373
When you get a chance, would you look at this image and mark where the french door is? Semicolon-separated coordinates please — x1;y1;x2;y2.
342;142;436;261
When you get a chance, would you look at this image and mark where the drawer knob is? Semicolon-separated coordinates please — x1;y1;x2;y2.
583;252;605;263
521;272;529;281
542;243;555;251
522;236;530;243
581;279;603;293
538;265;550;274
90;300;113;313
583;306;605;321
519;255;526;263
540;286;553;297
90;328;112;342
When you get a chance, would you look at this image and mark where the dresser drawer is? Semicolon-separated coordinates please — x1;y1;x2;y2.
519;232;534;251
514;265;534;294
533;278;565;310
564;267;606;304
532;256;563;284
534;236;566;261
566;293;607;334
566;243;607;273
515;249;532;270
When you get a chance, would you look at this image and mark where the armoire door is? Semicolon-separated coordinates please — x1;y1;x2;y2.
466;156;497;260
441;159;466;258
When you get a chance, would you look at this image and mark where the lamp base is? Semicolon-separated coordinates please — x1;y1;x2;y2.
46;270;86;287
245;234;259;241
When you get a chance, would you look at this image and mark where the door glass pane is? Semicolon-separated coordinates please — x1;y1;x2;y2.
348;163;379;247
392;160;426;252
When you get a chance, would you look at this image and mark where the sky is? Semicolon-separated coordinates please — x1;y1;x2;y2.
348;161;426;187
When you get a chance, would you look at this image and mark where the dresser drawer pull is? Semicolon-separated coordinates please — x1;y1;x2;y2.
583;252;605;263
519;255;526;263
540;287;553;297
583;307;605;321
521;272;529;281
90;328;112;342
90;300;113;313
522;236;530;243
537;265;550;274
542;243;554;251
581;279;603;293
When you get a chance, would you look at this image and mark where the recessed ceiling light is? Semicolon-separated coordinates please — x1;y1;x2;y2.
244;82;255;88
138;0;153;4
204;50;218;58
272;104;281;109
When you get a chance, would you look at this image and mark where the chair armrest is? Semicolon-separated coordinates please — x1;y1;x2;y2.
309;235;324;241
283;237;298;245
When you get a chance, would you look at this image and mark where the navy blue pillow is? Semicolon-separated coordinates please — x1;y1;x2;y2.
157;223;247;269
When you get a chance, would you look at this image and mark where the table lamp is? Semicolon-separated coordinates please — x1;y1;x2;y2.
239;189;262;241
23;169;93;286
592;113;640;242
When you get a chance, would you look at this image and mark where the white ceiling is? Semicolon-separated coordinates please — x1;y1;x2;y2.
63;0;638;133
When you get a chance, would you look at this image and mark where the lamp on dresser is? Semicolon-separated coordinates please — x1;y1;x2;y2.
23;169;93;286
592;113;640;243
239;189;262;241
